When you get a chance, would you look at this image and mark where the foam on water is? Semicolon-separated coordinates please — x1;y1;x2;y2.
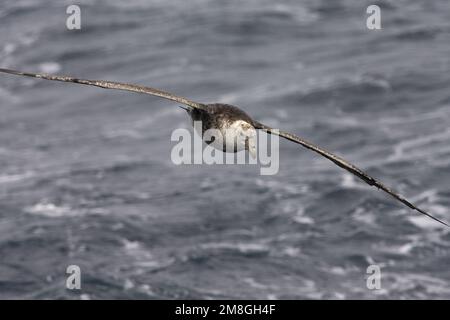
200;242;270;255
38;62;61;74
389;128;450;162
0;172;34;184
25;201;76;218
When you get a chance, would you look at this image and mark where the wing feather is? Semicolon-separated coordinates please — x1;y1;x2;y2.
0;68;205;110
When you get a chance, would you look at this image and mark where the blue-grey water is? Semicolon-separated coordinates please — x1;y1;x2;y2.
1;0;450;299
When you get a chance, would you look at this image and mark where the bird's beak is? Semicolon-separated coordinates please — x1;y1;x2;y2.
247;136;257;159
179;105;190;112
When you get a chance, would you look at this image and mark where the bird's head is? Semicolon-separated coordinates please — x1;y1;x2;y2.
179;105;203;126
179;105;193;116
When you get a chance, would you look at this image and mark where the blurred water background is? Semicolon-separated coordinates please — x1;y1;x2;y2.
1;0;450;299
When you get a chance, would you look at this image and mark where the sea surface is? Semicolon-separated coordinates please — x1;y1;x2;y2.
1;0;450;299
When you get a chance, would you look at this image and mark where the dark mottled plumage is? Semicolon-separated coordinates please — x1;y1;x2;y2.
182;103;255;152
0;67;448;227
188;103;255;133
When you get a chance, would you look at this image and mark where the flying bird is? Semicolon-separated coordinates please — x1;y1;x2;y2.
0;67;448;227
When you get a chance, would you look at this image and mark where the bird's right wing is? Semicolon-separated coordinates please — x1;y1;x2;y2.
254;121;449;227
0;68;206;110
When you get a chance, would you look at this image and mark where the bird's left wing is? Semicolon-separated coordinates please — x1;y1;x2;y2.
253;121;449;227
0;68;206;110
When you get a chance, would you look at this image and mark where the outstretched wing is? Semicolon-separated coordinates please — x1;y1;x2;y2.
0;68;206;110
2;68;446;226
254;121;449;227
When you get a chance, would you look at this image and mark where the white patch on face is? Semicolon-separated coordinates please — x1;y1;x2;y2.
227;120;257;155
222;122;242;153
196;120;256;154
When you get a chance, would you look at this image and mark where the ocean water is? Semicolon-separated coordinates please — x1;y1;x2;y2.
1;0;450;299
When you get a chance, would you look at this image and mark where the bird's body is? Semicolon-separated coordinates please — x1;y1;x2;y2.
0;67;448;227
185;103;257;156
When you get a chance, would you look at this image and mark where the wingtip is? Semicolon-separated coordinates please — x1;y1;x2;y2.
438;219;450;228
432;219;449;228
433;218;450;228
0;68;27;77
0;68;16;74
415;207;450;228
